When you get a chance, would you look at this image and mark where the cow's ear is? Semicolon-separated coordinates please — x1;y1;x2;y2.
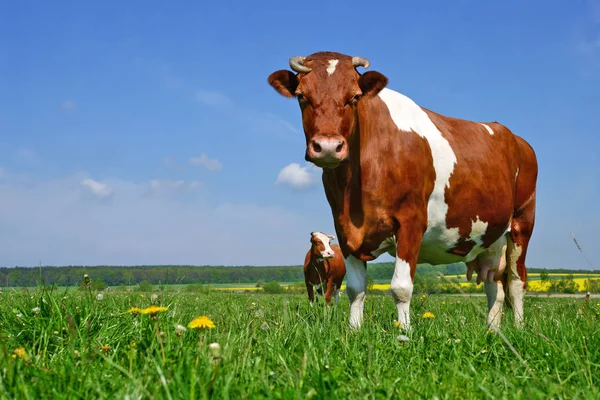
358;71;388;97
268;70;299;98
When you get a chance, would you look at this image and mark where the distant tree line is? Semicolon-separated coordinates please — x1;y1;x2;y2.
0;262;468;288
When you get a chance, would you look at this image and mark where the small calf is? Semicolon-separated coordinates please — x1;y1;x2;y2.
303;232;346;305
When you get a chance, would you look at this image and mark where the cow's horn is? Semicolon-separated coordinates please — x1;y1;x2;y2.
289;56;312;73
327;234;335;240
352;56;370;69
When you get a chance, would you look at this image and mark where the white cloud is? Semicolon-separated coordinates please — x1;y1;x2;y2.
81;178;113;199
195;90;233;107
61;100;77;111
275;163;320;190
0;174;323;266
189;154;223;172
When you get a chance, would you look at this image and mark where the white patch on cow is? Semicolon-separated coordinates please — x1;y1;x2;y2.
515;167;520;183
378;88;460;263
344;255;366;329
506;241;525;327
481;123;494;135
468;216;489;248
312;232;335;258
390;258;413;330
326;59;339;76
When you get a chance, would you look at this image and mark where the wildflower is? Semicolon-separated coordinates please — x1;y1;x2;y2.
140;306;168;315
261;321;270;331
254;309;264;318
188;316;216;329
96;293;104;301
487;329;495;335
209;342;222;361
441;301;446;305
101;344;110;353
16;313;23;318
175;324;187;336
397;334;410;343
13;347;28;360
394;321;403;328
151;294;158;303
269;371;275;376
481;349;487;354
74;350;80;357
83;274;90;284
53;331;59;335
32;307;40;314
454;338;461;343
128;307;143;314
422;311;435;319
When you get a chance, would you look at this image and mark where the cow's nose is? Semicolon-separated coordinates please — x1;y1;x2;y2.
311;139;344;154
307;135;348;167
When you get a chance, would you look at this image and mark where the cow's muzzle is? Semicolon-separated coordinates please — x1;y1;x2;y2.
306;135;348;168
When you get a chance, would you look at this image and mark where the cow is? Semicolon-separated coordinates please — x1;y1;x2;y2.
304;231;346;305
268;51;537;330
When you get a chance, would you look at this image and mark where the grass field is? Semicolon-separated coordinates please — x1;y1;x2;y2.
1;288;599;399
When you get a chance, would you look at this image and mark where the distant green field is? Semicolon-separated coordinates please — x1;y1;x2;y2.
1;289;599;398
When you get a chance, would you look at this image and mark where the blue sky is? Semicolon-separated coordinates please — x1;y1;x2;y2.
0;0;599;269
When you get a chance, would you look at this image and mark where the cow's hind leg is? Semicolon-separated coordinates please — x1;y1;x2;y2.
391;214;426;331
345;255;367;329
506;193;536;328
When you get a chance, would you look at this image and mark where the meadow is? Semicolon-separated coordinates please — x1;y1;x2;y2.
1;286;599;399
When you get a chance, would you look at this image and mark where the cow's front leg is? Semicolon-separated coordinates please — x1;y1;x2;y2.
306;281;315;304
345;255;367;329
391;215;426;331
324;278;334;305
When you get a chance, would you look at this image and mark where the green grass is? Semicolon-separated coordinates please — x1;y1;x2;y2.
1;287;599;399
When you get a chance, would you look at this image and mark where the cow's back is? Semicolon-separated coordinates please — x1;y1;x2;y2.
416;109;521;265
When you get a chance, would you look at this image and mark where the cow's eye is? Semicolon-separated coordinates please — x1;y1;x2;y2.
349;93;362;104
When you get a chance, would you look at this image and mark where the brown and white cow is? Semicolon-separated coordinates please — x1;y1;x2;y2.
268;51;537;330
304;231;346;305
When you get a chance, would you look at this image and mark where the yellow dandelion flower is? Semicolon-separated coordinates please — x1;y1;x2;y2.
128;307;143;314
188;315;216;329
487;329;495;334
441;301;446;305
394;321;403;328
422;311;435;319
140;305;168;315
13;347;28;359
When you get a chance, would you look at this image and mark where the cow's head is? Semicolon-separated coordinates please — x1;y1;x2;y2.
268;52;388;169
310;231;336;259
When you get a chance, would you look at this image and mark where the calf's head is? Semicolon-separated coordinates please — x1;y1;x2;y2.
268;52;388;168
309;232;336;259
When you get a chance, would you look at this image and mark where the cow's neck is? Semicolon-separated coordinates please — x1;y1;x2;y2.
321;96;393;254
